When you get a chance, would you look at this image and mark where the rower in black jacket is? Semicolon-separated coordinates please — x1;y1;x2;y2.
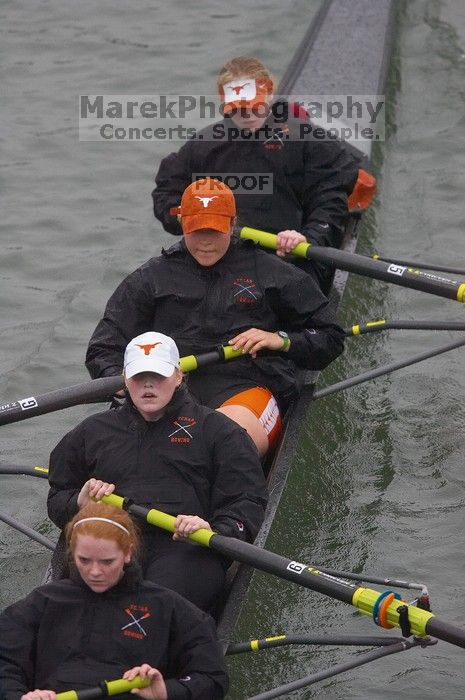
152;56;362;289
0;502;228;700
86;178;345;457
48;332;267;614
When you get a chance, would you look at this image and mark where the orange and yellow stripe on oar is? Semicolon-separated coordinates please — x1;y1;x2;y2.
352;587;434;638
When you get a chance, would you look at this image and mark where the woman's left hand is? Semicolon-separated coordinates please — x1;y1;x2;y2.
229;328;285;358
21;691;56;700
173;514;211;540
123;664;167;700
276;229;307;256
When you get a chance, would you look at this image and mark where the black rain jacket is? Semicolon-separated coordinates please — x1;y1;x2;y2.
152;102;360;249
85;239;345;407
47;386;267;544
0;565;228;700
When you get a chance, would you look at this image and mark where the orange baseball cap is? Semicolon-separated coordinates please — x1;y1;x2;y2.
219;77;273;115
170;178;236;234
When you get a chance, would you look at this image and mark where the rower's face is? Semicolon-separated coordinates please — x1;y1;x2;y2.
184;228;232;266
74;534;130;592
229;105;270;131
125;370;182;421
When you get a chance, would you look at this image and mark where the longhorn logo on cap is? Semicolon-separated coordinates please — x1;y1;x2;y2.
231;82;251;95
195;195;219;208
136;342;162;356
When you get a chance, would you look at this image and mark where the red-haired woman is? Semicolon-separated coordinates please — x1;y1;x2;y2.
0;502;228;700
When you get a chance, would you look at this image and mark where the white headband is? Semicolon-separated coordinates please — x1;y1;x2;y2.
73;517;130;536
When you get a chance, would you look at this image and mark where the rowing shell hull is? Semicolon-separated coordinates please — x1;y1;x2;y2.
216;0;399;649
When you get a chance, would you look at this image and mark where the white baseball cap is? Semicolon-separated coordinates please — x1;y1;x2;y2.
124;332;180;379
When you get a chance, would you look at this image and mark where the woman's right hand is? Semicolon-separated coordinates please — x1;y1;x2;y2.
77;478;115;508
123;664;168;700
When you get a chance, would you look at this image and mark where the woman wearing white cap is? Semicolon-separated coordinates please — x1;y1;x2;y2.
86;177;345;458
0;501;228;699
48;332;267;614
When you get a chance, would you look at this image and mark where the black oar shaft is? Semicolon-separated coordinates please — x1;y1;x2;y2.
0;347;242;427
374;255;465;277
122;502;355;605
346;320;465;336
211;535;356;605
0;463;49;478
0;376;123;427
102;495;465;650
57;688;103;700
227;634;404;655
426;618;465;649
309;246;463;300
240;227;465;303
316;565;426;592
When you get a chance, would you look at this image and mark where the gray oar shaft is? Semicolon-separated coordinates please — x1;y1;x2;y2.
247;640;419;699
0;512;55;551
313;336;465;400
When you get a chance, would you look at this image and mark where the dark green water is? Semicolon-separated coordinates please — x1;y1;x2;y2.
1;1;465;698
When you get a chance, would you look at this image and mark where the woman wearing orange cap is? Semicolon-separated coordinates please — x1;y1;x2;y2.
0;502;228;700
152;56;362;289
86;178;345;457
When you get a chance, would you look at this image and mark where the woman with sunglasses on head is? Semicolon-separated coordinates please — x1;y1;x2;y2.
152;55;366;291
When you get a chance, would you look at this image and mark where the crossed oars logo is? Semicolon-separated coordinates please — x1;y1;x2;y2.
121;608;151;636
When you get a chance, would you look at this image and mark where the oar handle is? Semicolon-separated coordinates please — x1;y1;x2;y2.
240;226;310;258
101;494;215;548
240;226;465;303
179;345;242;372
56;675;150;700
